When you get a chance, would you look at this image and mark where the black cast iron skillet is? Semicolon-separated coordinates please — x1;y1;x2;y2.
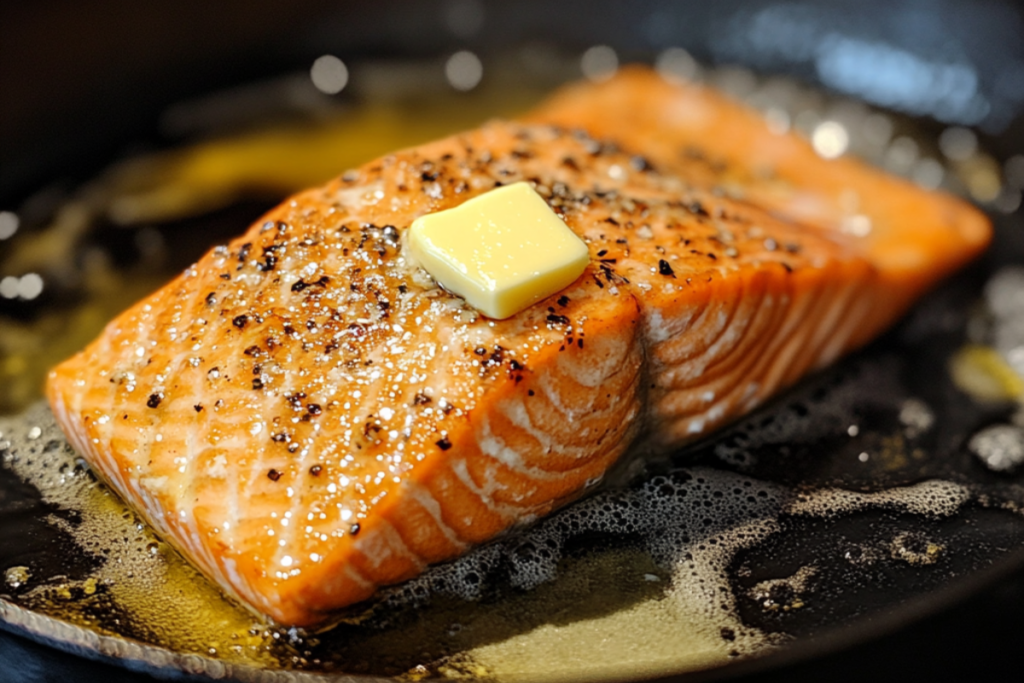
2;1;1023;681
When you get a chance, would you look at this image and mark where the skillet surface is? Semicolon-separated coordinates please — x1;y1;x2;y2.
2;1;1023;681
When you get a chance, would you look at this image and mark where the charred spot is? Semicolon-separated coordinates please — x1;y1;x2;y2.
194;404;203;412
413;392;432;406
286;392;307;410
147;393;162;409
252;378;264;390
436;436;453;451
219;273;231;280
658;259;676;277
421;170;439;182
309;464;323;476
267;469;282;482
398;284;408;294
474;346;488;356
306;403;322;416
561;156;580;172
272;432;288;443
233;315;249;329
283;324;297;336
557;295;570;307
205;292;217;306
243;345;262;357
596;249;608;257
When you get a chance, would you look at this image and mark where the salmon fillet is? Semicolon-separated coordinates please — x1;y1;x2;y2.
528;67;991;327
48;80;989;626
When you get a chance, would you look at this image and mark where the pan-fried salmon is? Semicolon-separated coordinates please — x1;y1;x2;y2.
48;78;989;626
529;66;990;326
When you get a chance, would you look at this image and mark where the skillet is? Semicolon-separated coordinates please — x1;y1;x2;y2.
2;1;1023;681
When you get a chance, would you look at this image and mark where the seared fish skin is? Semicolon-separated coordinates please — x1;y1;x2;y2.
49;113;988;626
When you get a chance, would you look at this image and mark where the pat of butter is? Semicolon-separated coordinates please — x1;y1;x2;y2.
409;182;589;319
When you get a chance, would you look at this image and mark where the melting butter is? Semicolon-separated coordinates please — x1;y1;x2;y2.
409;182;589;319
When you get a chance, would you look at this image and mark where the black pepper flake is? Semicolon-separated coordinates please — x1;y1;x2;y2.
272;432;288;442
349;523;361;536
233;315;248;329
252;378;264;390
782;262;794;273
707;253;717;260
528;389;535;396
243;345;261;357
309;464;322;476
630;155;654;172
436;436;453;451
219;273;231;280
267;469;281;482
307;403;322;416
194;404;203;412
413;392;432;406
237;243;252;263
597;249;608;257
688;200;709;217
147;393;162;408
474;347;488;356
658;259;676;277
547;313;570;326
557;295;570;307
205;292;217;306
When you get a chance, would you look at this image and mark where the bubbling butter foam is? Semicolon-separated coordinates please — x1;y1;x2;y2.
0;403;278;668
0;401;978;681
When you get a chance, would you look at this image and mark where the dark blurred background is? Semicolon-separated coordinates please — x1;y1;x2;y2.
2;1;1023;681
